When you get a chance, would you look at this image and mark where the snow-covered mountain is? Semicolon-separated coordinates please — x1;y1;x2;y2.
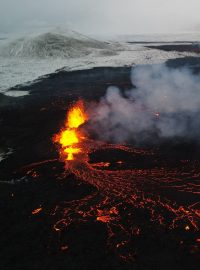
0;29;111;58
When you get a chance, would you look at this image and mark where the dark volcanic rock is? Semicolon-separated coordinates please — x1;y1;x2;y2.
146;44;200;54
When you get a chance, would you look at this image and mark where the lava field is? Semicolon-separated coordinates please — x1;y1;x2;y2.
0;58;200;270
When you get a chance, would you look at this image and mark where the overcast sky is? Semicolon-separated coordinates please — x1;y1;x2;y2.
0;0;200;35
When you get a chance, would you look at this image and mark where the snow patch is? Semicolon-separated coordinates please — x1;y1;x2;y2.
5;90;29;97
0;149;13;162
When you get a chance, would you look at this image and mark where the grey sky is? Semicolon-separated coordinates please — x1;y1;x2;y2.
0;0;200;34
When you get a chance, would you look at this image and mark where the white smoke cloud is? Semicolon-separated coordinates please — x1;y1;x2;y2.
87;64;200;145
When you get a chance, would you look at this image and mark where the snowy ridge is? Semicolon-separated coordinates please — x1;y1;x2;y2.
0;30;112;58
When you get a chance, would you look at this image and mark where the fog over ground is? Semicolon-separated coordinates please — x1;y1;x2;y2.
0;0;200;35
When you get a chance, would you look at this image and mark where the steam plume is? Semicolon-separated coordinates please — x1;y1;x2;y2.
87;64;200;145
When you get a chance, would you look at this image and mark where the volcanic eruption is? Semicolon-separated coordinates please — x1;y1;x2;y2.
49;63;200;265
52;96;200;261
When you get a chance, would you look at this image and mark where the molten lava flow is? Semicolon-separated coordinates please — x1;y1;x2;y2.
32;207;42;215
54;100;87;161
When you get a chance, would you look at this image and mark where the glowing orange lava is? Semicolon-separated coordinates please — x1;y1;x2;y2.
32;207;42;215
54;100;87;161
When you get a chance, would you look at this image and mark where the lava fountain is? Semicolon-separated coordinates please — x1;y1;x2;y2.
53;100;87;161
